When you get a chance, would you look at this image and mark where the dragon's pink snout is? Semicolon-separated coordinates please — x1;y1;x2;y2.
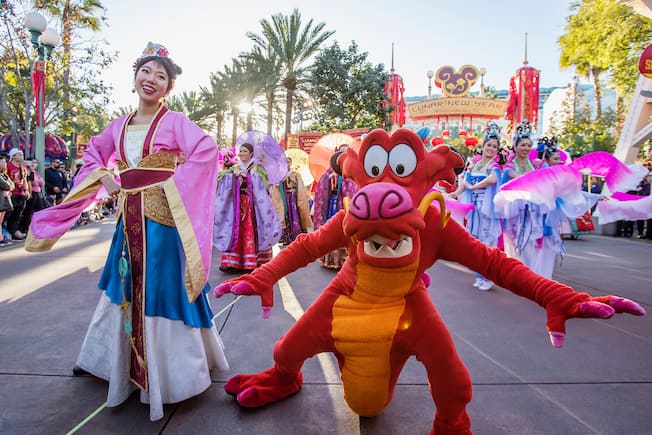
349;182;413;220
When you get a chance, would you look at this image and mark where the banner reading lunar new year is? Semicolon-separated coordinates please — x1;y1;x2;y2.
408;97;508;119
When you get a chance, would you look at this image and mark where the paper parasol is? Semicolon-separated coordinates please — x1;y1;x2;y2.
308;133;361;182
285;148;313;186
235;130;288;184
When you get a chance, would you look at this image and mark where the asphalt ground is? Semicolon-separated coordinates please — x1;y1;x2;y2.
1;217;650;434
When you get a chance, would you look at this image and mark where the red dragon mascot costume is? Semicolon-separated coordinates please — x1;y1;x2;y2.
215;128;644;434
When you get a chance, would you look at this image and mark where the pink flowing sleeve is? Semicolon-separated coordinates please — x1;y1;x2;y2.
26;118;122;251
162;113;218;299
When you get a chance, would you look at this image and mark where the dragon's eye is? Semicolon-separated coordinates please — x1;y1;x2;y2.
363;145;388;178
388;144;417;177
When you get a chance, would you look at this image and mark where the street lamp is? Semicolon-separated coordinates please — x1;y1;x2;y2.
426;70;434;99
25;11;60;177
479;67;487;98
293;100;313;132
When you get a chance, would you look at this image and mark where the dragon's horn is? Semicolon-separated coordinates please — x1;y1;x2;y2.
418;191;450;229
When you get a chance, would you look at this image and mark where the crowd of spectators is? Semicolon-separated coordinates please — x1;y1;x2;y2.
1;150;115;247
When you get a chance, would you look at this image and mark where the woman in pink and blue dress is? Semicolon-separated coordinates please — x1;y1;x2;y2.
450;122;504;290
26;42;228;421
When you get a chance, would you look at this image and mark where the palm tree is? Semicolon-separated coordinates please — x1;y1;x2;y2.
247;8;334;144
234;54;266;131
242;46;283;135
167;91;212;131
240;46;282;134
200;73;230;144
35;0;106;125
219;60;248;144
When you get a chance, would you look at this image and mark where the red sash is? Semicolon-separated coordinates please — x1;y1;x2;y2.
117;105;170;391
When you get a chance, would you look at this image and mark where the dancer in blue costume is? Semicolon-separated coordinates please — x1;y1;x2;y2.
533;137;567;278
500;120;544;269
451;122;504;290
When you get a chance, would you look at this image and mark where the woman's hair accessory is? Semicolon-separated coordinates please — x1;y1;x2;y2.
537;136;558;158
133;42;175;70
512;119;532;146
483;121;501;143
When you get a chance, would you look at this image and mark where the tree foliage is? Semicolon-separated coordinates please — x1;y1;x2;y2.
548;82;618;156
558;0;652;120
306;41;388;132
247;8;334;142
0;0;115;150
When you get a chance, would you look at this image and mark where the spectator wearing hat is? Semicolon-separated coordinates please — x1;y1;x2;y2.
5;148;29;240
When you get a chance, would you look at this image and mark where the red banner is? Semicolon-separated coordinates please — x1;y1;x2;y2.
32;60;46;127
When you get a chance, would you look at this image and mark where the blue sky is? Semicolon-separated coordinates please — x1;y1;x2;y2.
97;0;577;110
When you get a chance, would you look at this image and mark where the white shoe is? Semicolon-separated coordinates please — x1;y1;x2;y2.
478;279;493;291
472;277;482;287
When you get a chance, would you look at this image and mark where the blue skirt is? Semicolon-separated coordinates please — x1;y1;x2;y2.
99;218;214;328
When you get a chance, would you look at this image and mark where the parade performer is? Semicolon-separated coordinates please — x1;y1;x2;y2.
450;122;504;290
596;171;652;226
213;131;284;272
311;134;358;270
271;158;313;245
496;150;646;280
214;128;644;435
499;120;544;268
536;137;566;278
25;42;229;421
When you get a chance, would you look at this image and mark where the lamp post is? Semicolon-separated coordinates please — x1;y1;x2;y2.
426;70;434;99
293;99;313;132
24;11;60;177
479;67;487;98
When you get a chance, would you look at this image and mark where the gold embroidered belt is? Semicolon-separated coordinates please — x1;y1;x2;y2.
117;152;176;391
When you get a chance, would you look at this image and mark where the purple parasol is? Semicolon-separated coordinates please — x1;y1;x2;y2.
235;130;288;184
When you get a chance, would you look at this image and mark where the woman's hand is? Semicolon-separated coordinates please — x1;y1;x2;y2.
101;174;121;198
464;180;475;190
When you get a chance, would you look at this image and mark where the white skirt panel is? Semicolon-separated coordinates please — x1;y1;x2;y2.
75;293;229;421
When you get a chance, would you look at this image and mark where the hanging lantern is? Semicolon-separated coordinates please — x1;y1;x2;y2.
458;130;468;137
442;130;450;137
431;137;445;146
465;137;479;148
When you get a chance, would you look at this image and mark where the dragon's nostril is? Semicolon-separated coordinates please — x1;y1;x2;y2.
348;183;413;220
350;193;371;219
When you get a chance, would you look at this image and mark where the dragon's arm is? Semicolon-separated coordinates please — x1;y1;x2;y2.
434;215;644;346
214;210;349;316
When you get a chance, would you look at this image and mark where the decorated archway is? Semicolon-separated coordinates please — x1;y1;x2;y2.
406;64;509;146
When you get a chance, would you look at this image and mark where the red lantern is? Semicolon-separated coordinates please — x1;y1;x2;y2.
458;130;468;137
431;137;445;146
465;137;478;147
442;130;450;137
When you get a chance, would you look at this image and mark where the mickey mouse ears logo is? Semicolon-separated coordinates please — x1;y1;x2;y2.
435;65;479;98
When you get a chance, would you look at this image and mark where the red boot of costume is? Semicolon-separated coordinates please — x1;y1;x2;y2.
430;411;472;435
224;366;303;407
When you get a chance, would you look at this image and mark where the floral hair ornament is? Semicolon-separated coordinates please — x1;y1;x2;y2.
133;42;172;70
483;121;501;142
512;119;532;147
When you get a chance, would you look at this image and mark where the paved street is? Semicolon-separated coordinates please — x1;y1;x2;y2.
0;217;650;434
